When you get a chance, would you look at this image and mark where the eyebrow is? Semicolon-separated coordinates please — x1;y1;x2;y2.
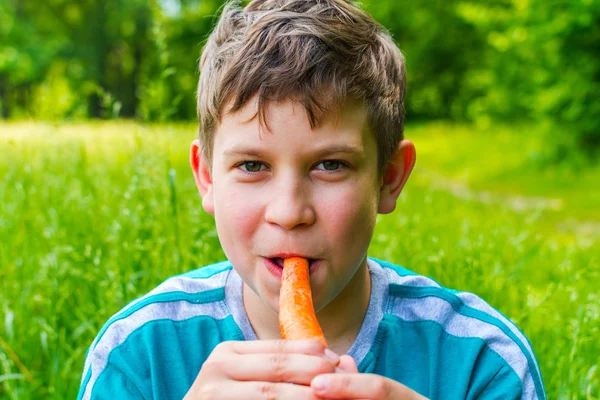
315;145;365;158
223;144;365;158
223;147;266;158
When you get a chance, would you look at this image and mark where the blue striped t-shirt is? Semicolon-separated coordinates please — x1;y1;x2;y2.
78;258;545;399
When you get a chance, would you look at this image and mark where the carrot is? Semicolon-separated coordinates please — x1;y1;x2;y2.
278;257;327;347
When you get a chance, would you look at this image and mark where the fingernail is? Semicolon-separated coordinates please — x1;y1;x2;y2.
324;348;340;364
312;375;329;392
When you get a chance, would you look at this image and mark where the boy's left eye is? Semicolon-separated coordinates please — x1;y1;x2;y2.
315;160;344;171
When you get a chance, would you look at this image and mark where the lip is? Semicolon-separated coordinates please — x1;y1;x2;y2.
264;257;284;278
263;257;320;279
267;253;316;260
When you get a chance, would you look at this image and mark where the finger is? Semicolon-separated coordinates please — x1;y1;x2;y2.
226;339;332;359
222;352;337;385
194;381;322;400
337;355;358;373
247;381;323;400
311;373;401;399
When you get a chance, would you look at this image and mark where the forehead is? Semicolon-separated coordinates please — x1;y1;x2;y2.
216;96;371;148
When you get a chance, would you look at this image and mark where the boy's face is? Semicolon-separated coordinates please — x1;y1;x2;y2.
191;97;414;313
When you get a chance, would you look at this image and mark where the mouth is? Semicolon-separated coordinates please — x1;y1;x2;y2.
266;256;319;272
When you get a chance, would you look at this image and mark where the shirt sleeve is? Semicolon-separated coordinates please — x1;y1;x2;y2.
78;358;147;400
467;361;528;400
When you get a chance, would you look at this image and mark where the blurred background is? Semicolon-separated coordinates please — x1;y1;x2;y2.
0;0;599;398
1;0;598;159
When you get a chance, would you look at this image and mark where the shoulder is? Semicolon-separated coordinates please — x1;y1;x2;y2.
369;257;546;400
78;261;237;400
91;260;233;349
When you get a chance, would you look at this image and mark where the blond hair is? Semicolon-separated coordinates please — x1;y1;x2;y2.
197;0;406;171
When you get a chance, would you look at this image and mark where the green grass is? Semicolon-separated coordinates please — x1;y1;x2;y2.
1;121;598;399
411;121;600;225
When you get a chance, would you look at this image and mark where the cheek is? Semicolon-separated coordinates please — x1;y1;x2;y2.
319;183;378;245
213;185;263;253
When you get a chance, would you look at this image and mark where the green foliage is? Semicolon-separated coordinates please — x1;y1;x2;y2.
0;0;598;154
362;0;600;158
145;0;224;120
30;63;87;120
363;0;487;120
455;0;600;158
0;121;598;398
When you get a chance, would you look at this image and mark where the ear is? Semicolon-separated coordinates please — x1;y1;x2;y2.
378;139;416;214
190;139;215;214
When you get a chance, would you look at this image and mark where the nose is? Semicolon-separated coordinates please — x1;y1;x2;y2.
264;174;316;230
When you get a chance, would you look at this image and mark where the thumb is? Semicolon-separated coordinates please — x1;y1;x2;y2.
337;355;358;373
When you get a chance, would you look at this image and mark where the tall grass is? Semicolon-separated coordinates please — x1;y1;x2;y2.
0;121;598;398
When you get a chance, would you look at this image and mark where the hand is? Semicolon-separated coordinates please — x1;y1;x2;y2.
184;339;341;399
311;355;428;400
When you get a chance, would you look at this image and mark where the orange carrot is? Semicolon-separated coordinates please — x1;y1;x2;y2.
279;257;327;347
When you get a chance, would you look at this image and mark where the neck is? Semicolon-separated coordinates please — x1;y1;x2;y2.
243;258;371;356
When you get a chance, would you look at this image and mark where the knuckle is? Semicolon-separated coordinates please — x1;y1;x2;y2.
372;376;389;397
274;339;287;353
202;349;231;374
201;357;223;374
340;373;353;389
213;341;231;355
258;382;278;400
306;339;325;354
317;357;335;374
225;340;237;353
269;351;289;381
195;382;219;399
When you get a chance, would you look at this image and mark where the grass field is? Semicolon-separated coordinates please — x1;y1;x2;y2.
1;121;598;399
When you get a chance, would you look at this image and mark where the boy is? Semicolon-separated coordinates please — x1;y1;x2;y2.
78;0;545;398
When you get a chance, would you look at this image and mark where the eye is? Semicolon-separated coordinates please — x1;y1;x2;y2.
238;161;267;173
315;160;344;171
